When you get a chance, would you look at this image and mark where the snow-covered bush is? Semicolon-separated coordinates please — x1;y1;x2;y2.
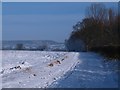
37;44;48;51
15;43;24;50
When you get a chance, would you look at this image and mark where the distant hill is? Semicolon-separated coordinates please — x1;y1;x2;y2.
2;40;66;51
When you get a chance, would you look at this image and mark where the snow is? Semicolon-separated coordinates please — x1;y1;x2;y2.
1;51;119;88
1;50;79;88
0;50;2;89
50;52;119;88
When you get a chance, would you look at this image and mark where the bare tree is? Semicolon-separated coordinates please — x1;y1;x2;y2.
66;3;119;52
86;3;107;24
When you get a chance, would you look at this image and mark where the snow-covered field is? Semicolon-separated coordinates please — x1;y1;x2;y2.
1;50;119;88
51;52;119;88
1;50;80;88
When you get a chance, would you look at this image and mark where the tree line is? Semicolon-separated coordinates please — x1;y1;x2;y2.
66;3;120;51
66;3;120;58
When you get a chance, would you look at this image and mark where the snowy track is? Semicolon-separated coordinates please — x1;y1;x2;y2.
50;52;119;88
1;51;79;88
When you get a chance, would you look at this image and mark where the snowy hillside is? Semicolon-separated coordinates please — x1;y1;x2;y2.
1;50;79;88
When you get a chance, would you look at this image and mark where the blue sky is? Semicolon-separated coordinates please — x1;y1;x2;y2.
2;2;118;42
